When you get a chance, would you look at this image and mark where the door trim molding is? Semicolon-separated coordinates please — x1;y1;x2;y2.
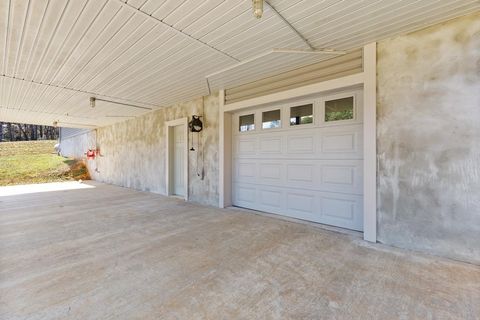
219;43;377;242
166;117;189;201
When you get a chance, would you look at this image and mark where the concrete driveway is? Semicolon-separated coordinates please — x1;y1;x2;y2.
1;182;479;319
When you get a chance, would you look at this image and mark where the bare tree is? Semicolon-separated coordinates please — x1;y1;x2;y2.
0;123;59;142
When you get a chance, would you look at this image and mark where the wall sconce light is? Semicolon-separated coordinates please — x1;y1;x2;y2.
90;97;96;108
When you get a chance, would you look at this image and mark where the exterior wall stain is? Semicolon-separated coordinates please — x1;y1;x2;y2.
61;93;220;207
377;12;480;264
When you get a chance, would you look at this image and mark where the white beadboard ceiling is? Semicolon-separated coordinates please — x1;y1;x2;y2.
0;0;478;128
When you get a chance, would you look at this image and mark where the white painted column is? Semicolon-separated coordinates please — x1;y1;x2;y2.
363;42;377;242
218;90;232;208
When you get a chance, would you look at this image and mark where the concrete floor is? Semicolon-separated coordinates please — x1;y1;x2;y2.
0;182;479;320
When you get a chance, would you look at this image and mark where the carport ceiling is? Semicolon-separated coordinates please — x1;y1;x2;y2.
0;0;479;128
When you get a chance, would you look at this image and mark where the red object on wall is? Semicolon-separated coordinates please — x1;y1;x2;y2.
86;149;96;160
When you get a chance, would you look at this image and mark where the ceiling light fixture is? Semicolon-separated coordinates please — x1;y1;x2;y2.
252;0;263;19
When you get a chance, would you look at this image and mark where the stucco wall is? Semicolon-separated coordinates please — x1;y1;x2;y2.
377;13;480;263
61;93;219;207
58;12;480;263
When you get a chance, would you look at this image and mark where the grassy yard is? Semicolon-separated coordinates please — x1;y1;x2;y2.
0;140;89;186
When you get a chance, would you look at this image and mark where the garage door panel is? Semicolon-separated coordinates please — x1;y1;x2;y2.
287;164;316;188
234;159;363;194
321;165;354;185
259;163;283;182
259;137;283;154
286;192;318;215
234;124;363;160
322;133;356;152
287;135;315;154
237;162;257;180
320;194;363;230
319;126;363;157
259;189;284;211
236;137;257;155
233;182;363;231
235;185;257;204
321;163;363;193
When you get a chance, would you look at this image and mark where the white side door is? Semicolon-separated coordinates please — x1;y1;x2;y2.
173;125;184;197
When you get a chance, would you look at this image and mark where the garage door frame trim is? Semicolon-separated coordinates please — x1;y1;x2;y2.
219;43;377;242
166;117;189;201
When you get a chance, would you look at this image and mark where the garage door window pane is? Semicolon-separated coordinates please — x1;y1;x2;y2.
325;97;354;122
290;104;313;126
262;109;281;129
239;114;255;132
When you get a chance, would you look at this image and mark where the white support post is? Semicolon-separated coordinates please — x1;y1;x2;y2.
363;42;377;242
218;90;232;208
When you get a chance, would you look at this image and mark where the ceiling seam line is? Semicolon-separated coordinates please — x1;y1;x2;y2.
264;1;315;51
88;30;179;94
44;7;130;113
15;0;52;112
46;0;109;87
7;0;32;110
317;0;472;48
74;23;160;92
0;104;99;119
17;1;71;113
111;45;216;98
12;0;32;77
2;0;11;75
0;74;161;109
64;12;140;88
49;18;158;114
56;6;127;87
39;0;90;84
26;0;105;114
113;0;240;62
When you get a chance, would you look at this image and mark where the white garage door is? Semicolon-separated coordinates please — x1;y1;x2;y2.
232;90;364;231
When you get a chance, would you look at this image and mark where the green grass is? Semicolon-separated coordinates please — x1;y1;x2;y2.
0;140;58;156
0;140;89;186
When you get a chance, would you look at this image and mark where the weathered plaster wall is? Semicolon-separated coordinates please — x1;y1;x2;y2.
61;93;219;207
59;13;480;263
377;13;480;263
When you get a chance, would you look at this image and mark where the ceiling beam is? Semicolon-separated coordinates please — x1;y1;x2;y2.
114;0;240;62
0;104;99;127
94;98;153;110
265;1;315;51
0;74;160;109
